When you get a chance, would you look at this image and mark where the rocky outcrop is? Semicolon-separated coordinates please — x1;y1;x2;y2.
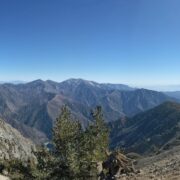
98;151;136;179
0;119;35;161
0;175;9;180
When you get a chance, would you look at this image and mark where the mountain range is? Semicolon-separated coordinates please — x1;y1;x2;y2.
0;79;177;143
1;79;180;180
110;102;180;155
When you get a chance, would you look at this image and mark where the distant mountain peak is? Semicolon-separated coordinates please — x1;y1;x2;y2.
0;80;26;84
28;79;44;84
63;78;97;85
0;78;177;144
61;78;134;91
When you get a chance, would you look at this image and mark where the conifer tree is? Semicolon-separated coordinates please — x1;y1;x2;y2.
51;105;110;179
52;106;83;179
33;147;53;179
80;106;110;177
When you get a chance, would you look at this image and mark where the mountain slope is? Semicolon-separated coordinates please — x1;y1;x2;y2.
117;144;180;179
165;91;180;100
0;119;35;161
0;79;176;142
110;102;180;154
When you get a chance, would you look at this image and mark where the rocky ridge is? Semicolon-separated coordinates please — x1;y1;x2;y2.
0;119;35;161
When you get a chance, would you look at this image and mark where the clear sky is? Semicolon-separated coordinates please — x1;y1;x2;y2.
0;0;180;87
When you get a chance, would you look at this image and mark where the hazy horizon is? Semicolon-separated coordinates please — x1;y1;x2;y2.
1;78;180;91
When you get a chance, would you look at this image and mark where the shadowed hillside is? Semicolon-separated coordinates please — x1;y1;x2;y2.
110;102;180;155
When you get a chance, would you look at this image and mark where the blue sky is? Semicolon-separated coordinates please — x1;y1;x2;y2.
1;0;180;87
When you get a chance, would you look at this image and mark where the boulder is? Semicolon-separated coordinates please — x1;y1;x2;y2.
98;151;136;179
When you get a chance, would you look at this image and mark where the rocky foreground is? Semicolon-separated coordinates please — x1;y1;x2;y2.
0;119;35;161
0;175;9;180
118;145;180;180
0;145;180;179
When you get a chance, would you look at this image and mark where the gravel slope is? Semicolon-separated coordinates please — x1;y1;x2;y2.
118;146;180;180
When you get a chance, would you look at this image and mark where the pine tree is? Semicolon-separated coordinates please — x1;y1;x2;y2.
80;106;110;178
52;106;83;179
51;105;110;179
88;106;109;160
33;146;54;179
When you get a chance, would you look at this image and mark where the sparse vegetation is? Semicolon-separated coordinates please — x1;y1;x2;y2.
1;106;111;179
